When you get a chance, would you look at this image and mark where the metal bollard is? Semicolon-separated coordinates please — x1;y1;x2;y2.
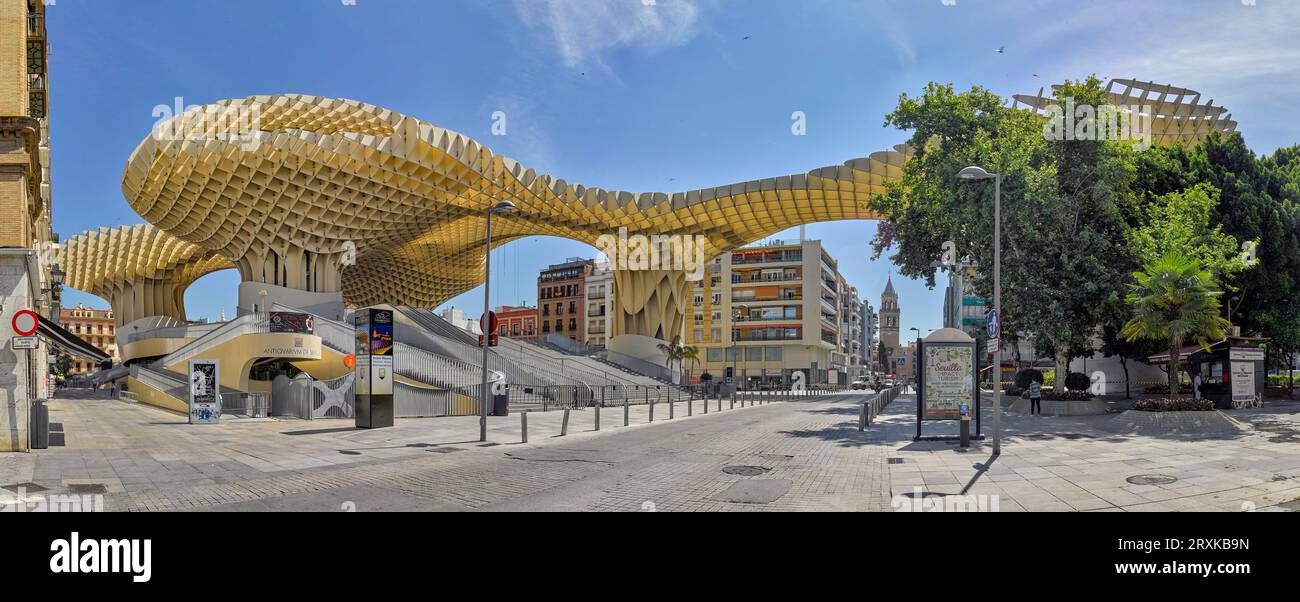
670;392;675;419
561;409;570;436
717;396;722;412
624;397;629;427
595;404;601;431
704;394;709;414
729;394;734;410
521;411;528;443
688;393;693;416
649;397;655;422
859;402;867;431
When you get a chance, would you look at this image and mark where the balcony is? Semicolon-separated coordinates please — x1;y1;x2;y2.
587;308;605;317
732;271;800;284
587;290;605;300
732;250;802;265
28;14;45;37
733;291;801;303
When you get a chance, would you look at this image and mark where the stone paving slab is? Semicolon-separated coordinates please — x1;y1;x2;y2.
3;390;1299;512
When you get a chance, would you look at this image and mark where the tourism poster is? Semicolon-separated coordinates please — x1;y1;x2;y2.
922;345;974;421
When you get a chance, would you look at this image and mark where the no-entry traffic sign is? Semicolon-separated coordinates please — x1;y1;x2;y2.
12;309;39;337
480;311;499;335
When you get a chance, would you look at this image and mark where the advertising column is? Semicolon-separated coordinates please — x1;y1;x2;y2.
354;308;394;428
188;360;220;424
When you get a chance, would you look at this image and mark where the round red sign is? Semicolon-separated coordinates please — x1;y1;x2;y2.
343;353;356;369
480;311;499;334
12;309;39;336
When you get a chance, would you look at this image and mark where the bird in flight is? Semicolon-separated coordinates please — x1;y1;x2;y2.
743;36;751;40
995;46;1005;53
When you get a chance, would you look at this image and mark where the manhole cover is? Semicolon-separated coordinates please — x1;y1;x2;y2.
1127;474;1178;486
723;465;769;476
887;458;905;464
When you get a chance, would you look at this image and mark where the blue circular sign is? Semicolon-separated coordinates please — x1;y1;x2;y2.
986;308;1000;339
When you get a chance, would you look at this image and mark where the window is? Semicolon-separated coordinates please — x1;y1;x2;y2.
693;328;703;341
500;325;507;336
555;303;562;315
568;318;577;332
555;320;563;332
542;322;550;333
542;305;549;316
512;323;520;336
568;301;576;315
766;347;783;361
711;328;721;341
746;347;764;362
707;348;724;362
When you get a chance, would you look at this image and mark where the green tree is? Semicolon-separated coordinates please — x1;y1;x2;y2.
1121;252;1232;397
871;76;1137;386
54;352;73;380
1129;183;1255;279
656;336;687;384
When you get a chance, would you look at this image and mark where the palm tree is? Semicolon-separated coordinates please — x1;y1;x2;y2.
680;345;701;385
1121;252;1232;397
656;336;685;384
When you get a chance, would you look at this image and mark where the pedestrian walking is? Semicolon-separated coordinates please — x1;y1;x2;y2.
1028;379;1042;415
1193;372;1202;400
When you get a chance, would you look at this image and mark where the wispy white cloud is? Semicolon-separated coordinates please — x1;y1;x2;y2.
1023;0;1300;97
511;0;707;75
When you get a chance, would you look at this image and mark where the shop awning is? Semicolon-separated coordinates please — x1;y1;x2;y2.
37;318;110;364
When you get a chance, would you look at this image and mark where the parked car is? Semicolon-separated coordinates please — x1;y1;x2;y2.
883;378;896;387
851;379;869;390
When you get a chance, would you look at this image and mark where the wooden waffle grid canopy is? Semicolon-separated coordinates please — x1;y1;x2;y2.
1013;78;1237;147
59;224;232;325
122;94;908;309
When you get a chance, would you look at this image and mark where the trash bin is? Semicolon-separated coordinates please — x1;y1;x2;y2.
492;393;509;417
29;399;49;450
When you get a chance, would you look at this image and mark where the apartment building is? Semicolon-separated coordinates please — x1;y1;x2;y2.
537;257;596;342
839;279;868;381
584;260;612;348
59;304;117;374
687;239;857;387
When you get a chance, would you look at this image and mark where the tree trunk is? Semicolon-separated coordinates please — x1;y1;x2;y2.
1054;350;1070;393
1168;336;1182;398
1121;357;1130;399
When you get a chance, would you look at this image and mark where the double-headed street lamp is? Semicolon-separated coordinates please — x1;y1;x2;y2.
480;200;517;442
957;165;1001;455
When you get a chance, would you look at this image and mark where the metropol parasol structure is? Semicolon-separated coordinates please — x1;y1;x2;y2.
60;78;1237;358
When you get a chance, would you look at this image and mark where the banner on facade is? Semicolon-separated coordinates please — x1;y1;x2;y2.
269;312;314;334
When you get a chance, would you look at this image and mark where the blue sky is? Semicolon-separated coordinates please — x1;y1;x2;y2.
48;0;1300;342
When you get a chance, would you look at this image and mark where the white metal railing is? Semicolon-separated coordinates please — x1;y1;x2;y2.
126;321;225;344
154;313;269;369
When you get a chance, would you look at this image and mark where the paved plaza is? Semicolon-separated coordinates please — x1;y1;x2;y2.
3;388;1300;512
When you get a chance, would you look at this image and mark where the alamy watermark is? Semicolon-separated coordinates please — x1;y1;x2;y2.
891;487;1000;512
1043;97;1152;150
594;227;706;281
1;486;103;512
151;97;263;151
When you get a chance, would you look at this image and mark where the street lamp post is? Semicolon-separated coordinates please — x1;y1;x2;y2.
958;166;1001;455
480;200;517;443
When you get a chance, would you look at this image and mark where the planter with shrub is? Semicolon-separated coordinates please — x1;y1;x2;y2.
1132;398;1214;412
